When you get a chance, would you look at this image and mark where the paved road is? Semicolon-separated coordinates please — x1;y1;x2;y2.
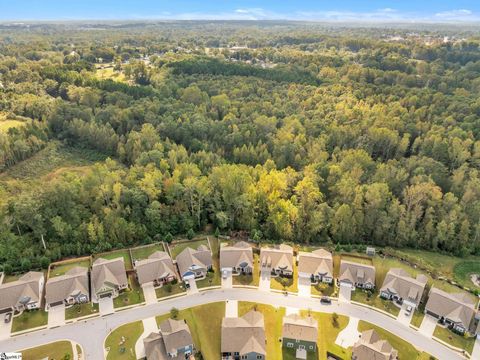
0;288;466;360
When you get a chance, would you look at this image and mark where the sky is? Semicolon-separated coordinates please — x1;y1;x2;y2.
1;0;480;22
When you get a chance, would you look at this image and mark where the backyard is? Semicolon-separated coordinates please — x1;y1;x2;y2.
93;249;133;270
49;258;90;278
197;237;221;289
12;310;48;332
65;302;99;320
433;326;476;355
20;340;73;360
113;273;145;308
130;243;166;261
105;321;144;360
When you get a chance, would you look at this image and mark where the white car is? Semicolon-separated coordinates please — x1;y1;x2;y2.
222;270;228;279
405;305;413;316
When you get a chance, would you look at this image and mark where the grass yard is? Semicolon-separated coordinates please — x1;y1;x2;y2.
12;309;48;332
358;321;430;359
453;261;480;289
155;282;186;298
232;253;260;286
411;309;425;328
340;254;373;266
65;302;99;320
311;282;336;297
197;237;221;289
155;302;225;360
2;273;22;283
131;243;165;261
351;290;401;316
283;347;317;360
169;238;209;259
271;260;298;292
49;259;90;278
113;274;145;308
93;249;133;270
20;340;73;360
105;321;144;360
433;326;475;354
372;256;422;287
238;302;285;359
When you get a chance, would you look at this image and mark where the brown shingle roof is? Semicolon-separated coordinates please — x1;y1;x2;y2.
380;268;427;306
220;242;253;270
339;260;375;286
260;245;293;271
425;288;476;329
298;249;333;278
176;246;213;278
282;314;318;343
143;332;166;360
135;251;177;285
221;310;266;356
0;271;44;311
159;318;194;354
91;257;127;293
45;267;89;305
352;329;398;360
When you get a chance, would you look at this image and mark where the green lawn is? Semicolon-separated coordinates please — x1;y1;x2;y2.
65;303;99;320
453;261;480;289
271;260;298;292
411;309;425;328
155;302;225;360
93;249;133;270
105;321;144;360
232;253;260;286
12;310;48;332
131;243;166;261
311;282;336;297
169;238;209;259
283;347;317;360
340;254;373;266
21;340;73;360
156;282;186;298
358;321;430;359
433;326;476;354
351;290;400;316
238;302;285;359
49;259;90;278
113;274;145;308
197;237;221;289
2;274;22;283
372;256;422;288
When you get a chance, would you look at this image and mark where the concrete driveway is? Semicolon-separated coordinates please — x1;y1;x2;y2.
419;314;438;337
471;337;480;360
298;277;311;297
339;283;352;303
221;269;233;289
335;317;360;348
186;278;198;294
225;300;238;318
259;270;271;291
134;317;158;359
48;304;65;328
142;283;157;305
0;313;12;340
99;297;114;316
397;303;413;326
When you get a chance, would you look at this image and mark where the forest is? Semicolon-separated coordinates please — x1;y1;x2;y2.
1;21;480;273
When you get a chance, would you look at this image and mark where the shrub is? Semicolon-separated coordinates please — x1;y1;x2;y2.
170;307;179;319
187;229;195;240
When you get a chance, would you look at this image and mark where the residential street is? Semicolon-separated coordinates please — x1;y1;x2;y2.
0;288;467;360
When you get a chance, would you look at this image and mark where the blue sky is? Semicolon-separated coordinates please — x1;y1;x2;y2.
1;1;480;22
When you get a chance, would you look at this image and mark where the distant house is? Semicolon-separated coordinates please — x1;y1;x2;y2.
425;287;477;334
45;267;89;310
298;249;333;284
91;257;128;302
176;245;213;281
282;314;318;355
143;318;195;359
260;244;294;277
352;329;398;360
379;268;428;308
220;241;253;275
338;260;375;290
221;309;266;360
0;272;44;314
134;251;177;287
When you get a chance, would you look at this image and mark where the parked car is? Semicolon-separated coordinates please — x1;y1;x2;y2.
321;296;332;304
4;312;12;323
405;305;412;316
222;270;228;279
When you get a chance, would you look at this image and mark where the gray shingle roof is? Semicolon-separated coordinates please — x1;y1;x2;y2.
221;310;266;356
352;329;398;360
380;268;427;306
282;314;318;343
45;267;89;305
220;242;253;270
298;249;333;277
91;257;128;293
135;251;176;285
0;271;44;311
176;246;213;278
159;318;194;354
339;260;376;285
260;244;293;271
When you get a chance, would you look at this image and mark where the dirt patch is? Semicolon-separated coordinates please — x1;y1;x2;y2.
470;274;480;287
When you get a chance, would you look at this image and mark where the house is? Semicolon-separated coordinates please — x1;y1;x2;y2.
91;257;128;302
352;329;398;360
282;314;318;355
176;245;213;281
45;267;89;310
0;272;44;314
260;244;294;277
338;260;376;290
379;268;428;308
425;287;477;334
298;249;333;284
220;241;253;275
221;310;266;360
134;251;177;287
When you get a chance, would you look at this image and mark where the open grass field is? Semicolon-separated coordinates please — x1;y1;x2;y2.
21;340;73;360
105;321;144;360
130;243;165;261
453;261;480;289
113;273;144;308
49;258;90;278
358;320;431;359
12;309;48;332
433;326;476;354
169;238;209;259
96;66;127;82
93;249;133;270
65;302;99;320
232;253;260;286
155;302;225;360
238;302;285;359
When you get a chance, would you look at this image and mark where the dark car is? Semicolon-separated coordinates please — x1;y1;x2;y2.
4;312;12;323
320;296;332;304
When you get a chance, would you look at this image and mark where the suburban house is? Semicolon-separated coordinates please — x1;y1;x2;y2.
134;251;177;287
260;244;294;277
91;257;128;302
176;244;213;281
0;271;44;314
425;287;477;334
146;318;195;359
221;309;266;360
282;314;318;356
220;241;254;275
352;329;398;360
298;249;333;284
45;267;89;310
379;268;428;308
338;260;376;290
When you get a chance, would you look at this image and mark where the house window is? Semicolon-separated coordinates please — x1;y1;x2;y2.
287;343;294;348
309;345;314;350
256;356;262;360
296;339;300;343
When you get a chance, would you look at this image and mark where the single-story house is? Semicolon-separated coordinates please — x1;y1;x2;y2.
221;309;266;360
91;257;128;302
352;329;398;360
425;287;477;334
379;268;428;308
298;249;333;284
282;314;318;354
134;251;177;287
176;245;213;281
260;244;294;277
0;271;44;314
338;260;376;290
45;267;89;310
220;241;253;275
